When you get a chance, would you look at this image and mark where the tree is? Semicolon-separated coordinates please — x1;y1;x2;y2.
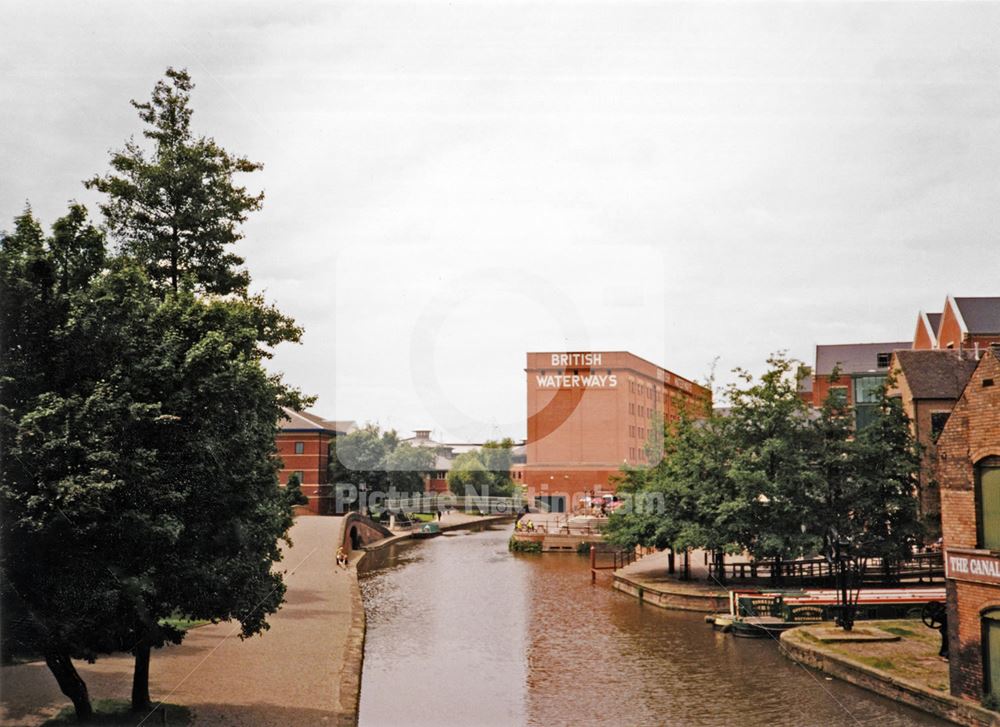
447;451;492;496
724;354;821;575
446;440;517;497
86;68;261;295
2;213;310;718
329;425;394;498
3;68;308;713
384;444;436;494
1;206;121;721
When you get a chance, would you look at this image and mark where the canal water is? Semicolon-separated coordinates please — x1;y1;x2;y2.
358;525;947;727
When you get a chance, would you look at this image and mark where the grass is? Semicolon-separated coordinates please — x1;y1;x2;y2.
409;513;436;523
160;616;209;632
796;619;948;691
42;699;191;725
857;656;895;671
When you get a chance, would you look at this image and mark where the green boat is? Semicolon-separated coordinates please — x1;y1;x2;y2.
413;522;441;539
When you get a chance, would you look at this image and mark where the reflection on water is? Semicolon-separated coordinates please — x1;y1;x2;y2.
358;527;947;727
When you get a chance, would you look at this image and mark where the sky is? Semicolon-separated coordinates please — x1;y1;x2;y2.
2;1;999;442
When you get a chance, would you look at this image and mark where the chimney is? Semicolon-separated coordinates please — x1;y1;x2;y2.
414;429;431;440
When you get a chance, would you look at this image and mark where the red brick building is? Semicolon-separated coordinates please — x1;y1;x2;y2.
937;348;1000;706
277;408;356;514
887;349;978;538
523;351;710;512
915;297;1000;353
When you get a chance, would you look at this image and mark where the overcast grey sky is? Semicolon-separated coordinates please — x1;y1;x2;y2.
3;1;999;441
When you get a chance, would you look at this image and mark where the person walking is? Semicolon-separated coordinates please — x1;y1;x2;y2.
336;546;348;570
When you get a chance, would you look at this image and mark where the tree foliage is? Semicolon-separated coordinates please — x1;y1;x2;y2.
328;425;434;497
606;353;923;587
85;67;262;295
2;68;306;721
446;439;517;497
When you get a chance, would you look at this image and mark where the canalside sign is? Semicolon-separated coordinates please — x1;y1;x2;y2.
944;548;1000;586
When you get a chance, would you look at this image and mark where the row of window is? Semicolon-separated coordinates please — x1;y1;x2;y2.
629;402;657;417
629;380;656;399
628;447;647;462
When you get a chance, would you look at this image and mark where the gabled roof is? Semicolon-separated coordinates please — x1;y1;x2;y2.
925;312;942;335
917;311;941;346
953;297;1000;335
815;342;912;376
892;350;979;400
279;407;357;435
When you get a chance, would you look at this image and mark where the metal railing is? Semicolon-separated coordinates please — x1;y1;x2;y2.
384;494;528;514
708;551;944;586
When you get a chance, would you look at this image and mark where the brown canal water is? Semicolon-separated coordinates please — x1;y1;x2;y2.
358;525;948;727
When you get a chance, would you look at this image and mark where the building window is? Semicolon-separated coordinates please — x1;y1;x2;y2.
984;609;1000;704
930;412;950;441
876;352;892;369
853;375;884;404
976;457;1000;550
294;441;304;454
290;470;304;485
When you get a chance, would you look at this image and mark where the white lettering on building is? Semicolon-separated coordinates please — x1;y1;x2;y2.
536;373;618;389
549;353;603;367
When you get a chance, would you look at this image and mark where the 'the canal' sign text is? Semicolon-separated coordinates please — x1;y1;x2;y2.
945;548;1000;586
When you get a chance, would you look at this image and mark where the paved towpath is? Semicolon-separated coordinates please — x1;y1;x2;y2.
1;516;358;726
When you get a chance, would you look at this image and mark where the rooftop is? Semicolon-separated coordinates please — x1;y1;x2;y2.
953;296;1000;334
279;407;357;435
892;349;979;400
814;342;912;376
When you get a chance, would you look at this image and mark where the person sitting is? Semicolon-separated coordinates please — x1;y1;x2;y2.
336;546;349;569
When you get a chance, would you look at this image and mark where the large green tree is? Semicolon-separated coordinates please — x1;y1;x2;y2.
86;67;261;295
3;69;308;721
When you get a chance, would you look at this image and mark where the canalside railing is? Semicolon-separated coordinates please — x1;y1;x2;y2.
590;544;637;583
707;551;943;586
384;494;529;514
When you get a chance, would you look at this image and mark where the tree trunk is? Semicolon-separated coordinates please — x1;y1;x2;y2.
667;548;675;575
44;649;93;722
131;638;152;712
714;549;726;585
682;549;690;580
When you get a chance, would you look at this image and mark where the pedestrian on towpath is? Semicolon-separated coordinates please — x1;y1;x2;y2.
336;546;348;570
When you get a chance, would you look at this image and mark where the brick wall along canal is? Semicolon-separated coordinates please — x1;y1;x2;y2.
357;525;948;727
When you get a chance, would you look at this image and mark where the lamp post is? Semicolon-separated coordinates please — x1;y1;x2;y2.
835;538;854;631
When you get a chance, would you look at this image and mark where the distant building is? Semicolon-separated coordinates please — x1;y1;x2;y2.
914;296;1000;353
807;341;911;428
277;408;357;514
937;348;1000;705
399;430;526;493
886;349;979;537
523;351;710;512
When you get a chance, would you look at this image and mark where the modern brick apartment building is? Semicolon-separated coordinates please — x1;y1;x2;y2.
277;408;356;514
807;341;911;427
523;351;710;511
937;348;1000;705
